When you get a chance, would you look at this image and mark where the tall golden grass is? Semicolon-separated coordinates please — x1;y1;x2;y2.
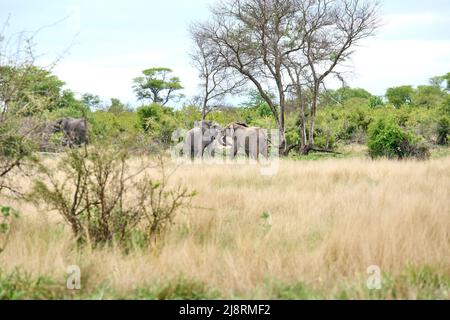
0;157;449;299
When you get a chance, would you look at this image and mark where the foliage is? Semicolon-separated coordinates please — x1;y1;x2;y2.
0;65;65;115
51;90;90;118
133;67;183;105
81;93;102;110
0;117;39;194
322;87;373;106
386;86;414;107
90;111;140;139
0;206;19;253
28;140;195;248
174;105;202;129
413;85;446;108
107;98;128;115
436;117;449;146
367;118;430;160
137;103;178;146
134;277;220;300
369;96;384;108
0;269;65;300
242;89;276;118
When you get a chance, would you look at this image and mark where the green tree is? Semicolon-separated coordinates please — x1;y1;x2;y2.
430;72;450;91
51;90;89;118
81;93;102;110
386;86;415;108
324;87;372;105
413;85;445;108
1;65;65;114
242;89;276;118
133;68;183;106
369;96;384;108
108;98;128;115
444;73;450;91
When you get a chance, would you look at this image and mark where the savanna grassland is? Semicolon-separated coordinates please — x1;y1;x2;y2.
0;155;449;300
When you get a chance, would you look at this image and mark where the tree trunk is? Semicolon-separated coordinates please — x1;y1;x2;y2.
202;98;208;120
308;84;319;148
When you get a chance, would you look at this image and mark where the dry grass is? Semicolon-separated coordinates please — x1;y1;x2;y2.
0;157;449;299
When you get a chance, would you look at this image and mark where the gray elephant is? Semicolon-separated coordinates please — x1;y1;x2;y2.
221;123;269;160
183;121;223;160
51;118;88;147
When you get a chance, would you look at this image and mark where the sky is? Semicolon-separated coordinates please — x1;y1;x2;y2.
1;0;450;107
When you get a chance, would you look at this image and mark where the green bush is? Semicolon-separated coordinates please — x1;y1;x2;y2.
368;118;430;160
0;206;20;253
137;103;178;146
436;117;449;145
134;277;220;300
0;269;64;300
29;141;195;248
90;111;140;139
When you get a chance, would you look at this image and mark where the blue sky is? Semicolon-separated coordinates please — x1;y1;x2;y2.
1;0;450;106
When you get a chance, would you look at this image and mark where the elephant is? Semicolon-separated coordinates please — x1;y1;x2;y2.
51;118;88;148
183;121;223;160
220;123;269;160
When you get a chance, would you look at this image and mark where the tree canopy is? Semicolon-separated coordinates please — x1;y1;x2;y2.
132;67;183;106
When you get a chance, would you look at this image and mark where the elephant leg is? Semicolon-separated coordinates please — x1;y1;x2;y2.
233;137;239;158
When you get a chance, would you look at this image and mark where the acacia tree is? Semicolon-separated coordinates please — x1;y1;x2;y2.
133;67;184;106
193;0;379;155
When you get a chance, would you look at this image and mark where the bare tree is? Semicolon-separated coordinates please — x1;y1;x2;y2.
298;0;380;153
193;0;379;155
190;24;246;119
194;0;303;154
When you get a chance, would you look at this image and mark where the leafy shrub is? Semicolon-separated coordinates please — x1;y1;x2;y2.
137;103;178;146
90;111;140;139
134;277;220;300
0;118;39;194
368;118;430;160
386;86;414;108
436;117;449;145
29;138;195;248
0;269;65;300
369;96;384;108
271;281;322;300
412;85;446;108
0;206;19;253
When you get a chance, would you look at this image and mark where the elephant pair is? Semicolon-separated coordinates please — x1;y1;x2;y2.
50;118;88;148
183;121;269;160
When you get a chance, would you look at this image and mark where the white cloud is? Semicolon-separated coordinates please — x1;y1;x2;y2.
345;39;450;95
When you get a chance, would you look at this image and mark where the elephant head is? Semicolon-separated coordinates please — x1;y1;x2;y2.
51;118;69;133
183;121;224;160
195;120;223;144
219;123;248;146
